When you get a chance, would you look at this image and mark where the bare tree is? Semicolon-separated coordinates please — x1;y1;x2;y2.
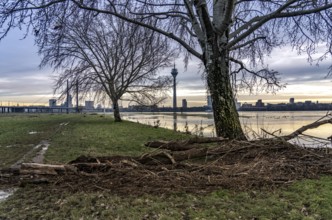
1;1;331;139
40;13;174;122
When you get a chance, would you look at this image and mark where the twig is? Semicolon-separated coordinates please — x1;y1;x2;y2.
261;128;282;138
162;152;176;164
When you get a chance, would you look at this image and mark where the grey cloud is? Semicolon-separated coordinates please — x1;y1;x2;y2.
0;82;52;96
277;62;330;83
1;28;331;106
0;30;55;102
178;84;206;91
0;30;41;78
266;47;331;83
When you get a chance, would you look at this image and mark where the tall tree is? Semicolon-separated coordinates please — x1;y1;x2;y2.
1;1;331;139
40;13;173;122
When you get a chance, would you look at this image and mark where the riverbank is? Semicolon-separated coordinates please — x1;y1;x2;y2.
122;111;332;146
1;114;332;219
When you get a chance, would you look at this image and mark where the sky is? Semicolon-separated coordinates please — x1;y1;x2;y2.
0;29;331;107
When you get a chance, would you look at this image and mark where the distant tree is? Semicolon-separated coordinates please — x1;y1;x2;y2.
39;13;174;122
1;1;331;138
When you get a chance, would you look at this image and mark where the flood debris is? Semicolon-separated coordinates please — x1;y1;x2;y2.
1;117;332;195
2;138;332;195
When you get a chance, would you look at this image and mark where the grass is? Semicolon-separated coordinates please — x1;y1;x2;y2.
2;176;332;219
0;114;71;168
44;114;189;163
1;114;332;219
0;114;188;166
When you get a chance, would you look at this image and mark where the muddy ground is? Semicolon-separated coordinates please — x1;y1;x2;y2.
1;139;332;196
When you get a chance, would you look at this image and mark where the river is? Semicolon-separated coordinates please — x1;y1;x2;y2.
122;111;332;147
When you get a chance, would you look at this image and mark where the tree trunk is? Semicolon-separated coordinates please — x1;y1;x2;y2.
206;44;246;140
113;99;122;122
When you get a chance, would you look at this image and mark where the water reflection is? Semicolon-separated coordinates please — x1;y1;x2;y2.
122;111;332;146
122;112;215;137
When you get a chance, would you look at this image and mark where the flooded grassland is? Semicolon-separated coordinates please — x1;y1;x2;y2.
122;111;332;146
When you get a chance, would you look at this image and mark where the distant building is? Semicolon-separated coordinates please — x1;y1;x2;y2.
182;99;187;109
242;103;253;108
49;99;57;107
289;97;295;104
85;101;94;110
255;99;265;107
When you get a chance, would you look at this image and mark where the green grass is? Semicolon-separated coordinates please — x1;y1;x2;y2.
0;114;188;166
1;114;332;219
2;176;332;219
0;114;73;168
44;114;189;163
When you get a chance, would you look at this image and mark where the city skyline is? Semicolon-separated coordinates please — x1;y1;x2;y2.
0;29;331;107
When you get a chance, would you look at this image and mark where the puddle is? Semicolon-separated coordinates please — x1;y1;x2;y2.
0;189;16;202
29;131;45;135
31;140;50;164
10;140;50;169
28;131;41;134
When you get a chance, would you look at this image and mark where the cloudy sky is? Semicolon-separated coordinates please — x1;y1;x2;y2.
0;29;331;107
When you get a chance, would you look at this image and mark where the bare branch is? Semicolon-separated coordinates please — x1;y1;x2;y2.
70;0;203;60
40;12;175;121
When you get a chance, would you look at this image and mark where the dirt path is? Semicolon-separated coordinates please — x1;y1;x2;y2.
10;140;50;169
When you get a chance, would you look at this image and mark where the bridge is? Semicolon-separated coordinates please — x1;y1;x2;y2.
0;106;76;114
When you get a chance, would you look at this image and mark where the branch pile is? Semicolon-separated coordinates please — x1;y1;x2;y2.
1;136;332;195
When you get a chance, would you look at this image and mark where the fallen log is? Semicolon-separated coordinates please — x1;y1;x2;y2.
69;155;133;164
17;160;141;176
145;137;226;151
138;147;209;165
20;163;77;175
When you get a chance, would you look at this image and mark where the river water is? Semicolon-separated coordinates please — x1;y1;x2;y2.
122;111;332;147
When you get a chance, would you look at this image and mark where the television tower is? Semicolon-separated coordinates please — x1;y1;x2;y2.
171;64;178;112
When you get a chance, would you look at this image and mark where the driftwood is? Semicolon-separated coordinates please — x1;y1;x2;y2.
141;140;293;165
281;118;332;141
141;137;229;164
2;137;332;194
20;163;76;175
1;116;332;194
138;147;209;165
145;137;226;151
258;113;332;142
